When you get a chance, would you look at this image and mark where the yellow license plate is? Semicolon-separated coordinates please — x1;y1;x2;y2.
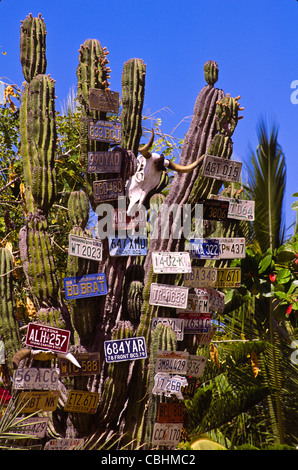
216;267;241;287
64;390;99;414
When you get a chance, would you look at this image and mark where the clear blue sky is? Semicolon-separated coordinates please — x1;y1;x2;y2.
1;0;297;237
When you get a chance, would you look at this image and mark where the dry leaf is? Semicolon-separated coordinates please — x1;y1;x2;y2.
251;350;260;378
210;343;220;369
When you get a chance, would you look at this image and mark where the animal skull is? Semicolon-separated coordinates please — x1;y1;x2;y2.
125;130;203;216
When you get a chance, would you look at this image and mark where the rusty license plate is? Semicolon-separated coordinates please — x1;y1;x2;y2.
88;119;121;144
157;402;184;424
88;89;119;113
93;178;123;202
202;155;242;182
87;150;122;173
58;352;100;377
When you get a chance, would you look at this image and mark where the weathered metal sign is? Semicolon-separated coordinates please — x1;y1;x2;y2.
17;390;60;413
216;267;241;287
157;402;184;424
202;155;242;182
176;292;210;314
152;423;183;447
87;150;122;173
154;350;189;375
108;235;147;256
215;195;255;221
149;283;189;309
152;373;188;400
217;237;246;259
189;238;220;259
88;119;121;144
58;352;100;377
181;377;197;399
64;390;99;414
203;198;229;221
151;317;184;341
89;88;120;113
104;337;147;363
13;368;59;390
184;267;217;288
197;326;216;345
63;273;108;300
11;417;49;438
25;324;70;354
152;252;192;274
44;438;85;451
113;208;147;231
93;177;123;202
197;287;225;313
68;234;102;262
179;313;212;334
187;355;207;378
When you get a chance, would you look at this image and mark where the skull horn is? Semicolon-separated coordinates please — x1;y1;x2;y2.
139;129;155;159
167;154;205;173
12;348;31;369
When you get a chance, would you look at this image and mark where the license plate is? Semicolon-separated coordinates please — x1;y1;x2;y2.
13;368;59;390
203;198;229;221
25;324;70;354
216;267;241;287
187;355;207;378
68;234;102;261
179;313;212;334
104;336;147;363
152;373;188;400
157;403;184;424
151;317;184;341
154;351;189;374
216;196;255;221
88;119;121;144
149;283;189;309
189;238;220;259
11;417;49;438
197;326;216;345
184;267;217;288
93;178;123;202
63;273;108;300
202;155;242;182
87;150;122;173
181;377;197;398
152;423;183;447
44;438;85;451
109;235;147;256
64;390;99;414
58;352;100;377
113;208;147;231
177;292;210;314
89;89;119;113
217;237;246;259
17;390;60;412
152;252;192;273
197;287;225;313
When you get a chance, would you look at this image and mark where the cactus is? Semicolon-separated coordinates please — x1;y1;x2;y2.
20;13;47;82
204;60;219;86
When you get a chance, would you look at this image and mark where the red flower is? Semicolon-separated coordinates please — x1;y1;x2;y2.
0;388;11;404
269;273;276;282
286;304;293;315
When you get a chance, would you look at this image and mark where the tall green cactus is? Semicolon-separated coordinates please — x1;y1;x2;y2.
20;13;47;82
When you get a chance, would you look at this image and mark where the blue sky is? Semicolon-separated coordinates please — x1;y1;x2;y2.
1;0;297;237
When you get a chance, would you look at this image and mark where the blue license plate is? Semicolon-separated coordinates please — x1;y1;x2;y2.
108;236;147;256
189;238;219;259
104;337;147;362
63;273;107;300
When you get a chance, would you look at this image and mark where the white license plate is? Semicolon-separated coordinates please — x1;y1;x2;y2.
104;336;147;363
187;355;208;378
152;252;191;273
216;267;241;287
149;283;189;309
152;373;188;400
44;438;85;450
109;235;147;256
196;288;225;313
154;351;189;374
217;237;246;259
151;318;184;341
184;267;217;288
188;238;220;259
176;292;210;314
13;368;59;390
11;417;49;438
152;423;183;447
202;155;242;182
69;234;102;261
217;196;255;221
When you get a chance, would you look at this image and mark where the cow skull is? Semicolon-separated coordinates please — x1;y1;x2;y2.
126;130;203;216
